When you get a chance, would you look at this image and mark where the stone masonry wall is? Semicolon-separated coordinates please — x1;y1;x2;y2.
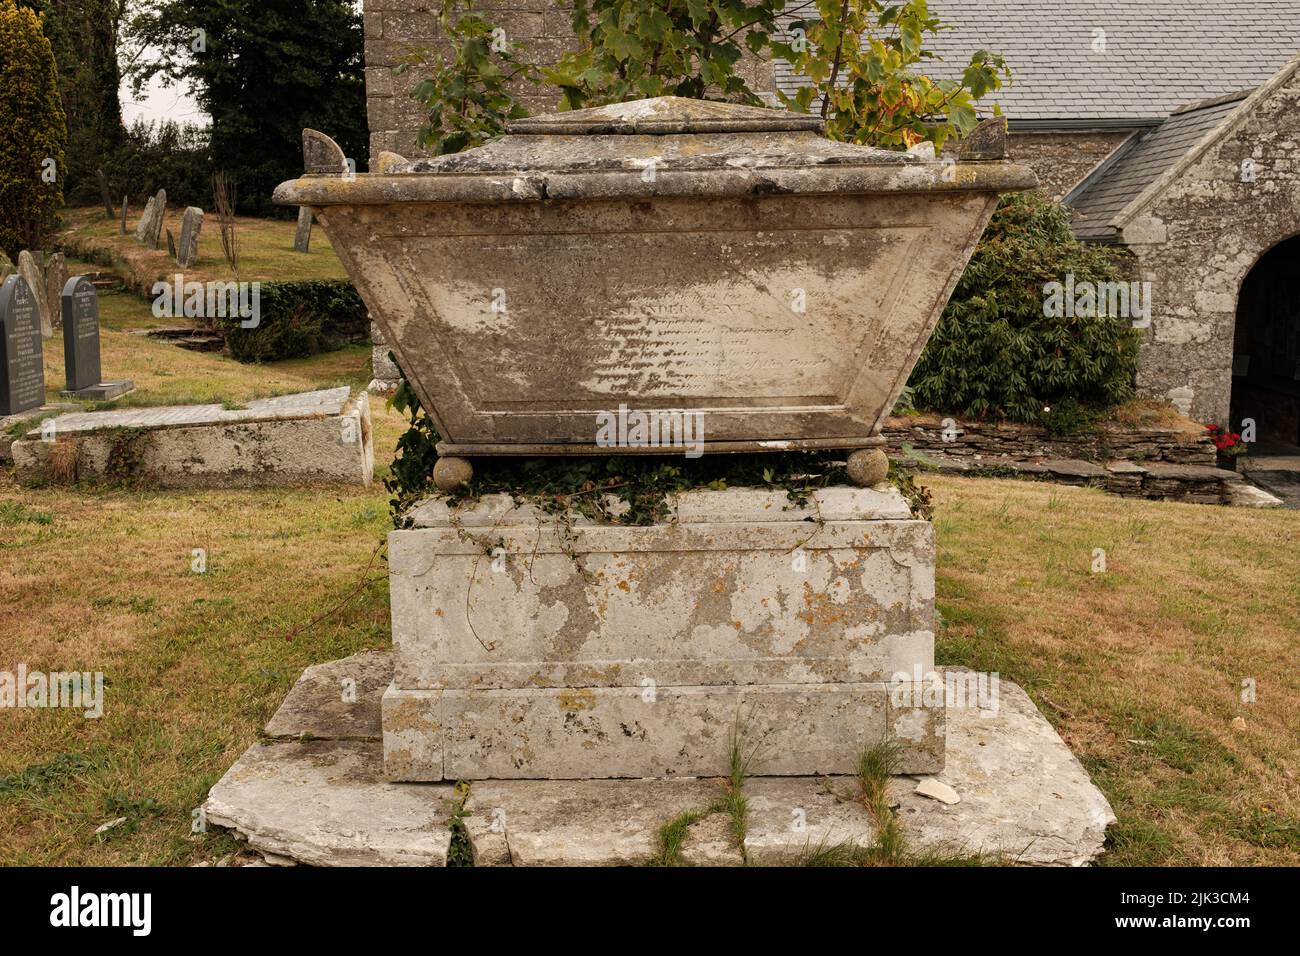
1007;130;1136;200
1121;62;1300;426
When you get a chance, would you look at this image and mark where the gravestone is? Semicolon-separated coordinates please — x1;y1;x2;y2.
16;251;52;338
135;189;166;248
178;207;203;267
134;195;157;243
59;277;133;401
120;196;128;235
166;228;177;259
44;254;67;333
0;275;45;416
293;206;313;253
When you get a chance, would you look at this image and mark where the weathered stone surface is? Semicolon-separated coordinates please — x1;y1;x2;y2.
384;486;941;780
889;673;1115;866
278;96;1033;456
293;206;313;253
203;740;453;866
0;403;74;461
846;447;890;487
134;195;157;243
264;649;390;740
15;252;51;338
390;487;933;691
463;778;729;866
135;189;166;248
386;681;942;781
11;386;373;488
1228;481;1285;508
369;320;400;392
178;207;203;267
743;776;877;864
1041;459;1109;480
43;253;67;333
431;455;472;491
0;250;14;281
206;655;1111;866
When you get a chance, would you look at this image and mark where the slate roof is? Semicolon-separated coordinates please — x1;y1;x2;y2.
773;0;1300;124
1065;93;1249;241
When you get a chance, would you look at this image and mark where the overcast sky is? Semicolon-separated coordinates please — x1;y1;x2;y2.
120;69;206;127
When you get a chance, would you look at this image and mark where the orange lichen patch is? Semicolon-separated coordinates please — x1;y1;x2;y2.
557;689;597;712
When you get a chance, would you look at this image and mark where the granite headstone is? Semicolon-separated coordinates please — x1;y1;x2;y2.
61;276;101;392
0;275;45;416
58;276;133;401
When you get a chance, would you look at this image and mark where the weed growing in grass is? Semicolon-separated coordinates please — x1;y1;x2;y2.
96;794;165;841
0;751;111;800
0;501;54;526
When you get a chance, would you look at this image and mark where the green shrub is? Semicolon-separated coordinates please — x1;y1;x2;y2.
0;0;66;260
216;279;368;362
909;192;1140;423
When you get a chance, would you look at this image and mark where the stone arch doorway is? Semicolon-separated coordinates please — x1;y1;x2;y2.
1232;233;1300;447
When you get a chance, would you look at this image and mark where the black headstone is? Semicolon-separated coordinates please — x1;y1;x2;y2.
61;275;102;393
0;275;45;415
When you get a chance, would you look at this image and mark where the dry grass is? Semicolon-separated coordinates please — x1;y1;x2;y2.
58;206;347;294
1;290;1297;865
929;476;1300;865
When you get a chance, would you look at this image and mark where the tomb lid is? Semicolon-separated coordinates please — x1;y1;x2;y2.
504;96;827;134
274;96;1036;206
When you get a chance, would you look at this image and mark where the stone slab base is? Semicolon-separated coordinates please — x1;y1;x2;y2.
201;652;1114;866
60;379;134;401
387;487;941;780
0;403;76;462
382;681;943;782
10;386;373;488
204;739;454;866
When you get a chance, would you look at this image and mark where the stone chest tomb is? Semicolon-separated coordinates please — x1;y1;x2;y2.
275;97;1034;781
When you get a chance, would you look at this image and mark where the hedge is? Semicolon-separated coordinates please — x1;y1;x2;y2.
213;279;369;363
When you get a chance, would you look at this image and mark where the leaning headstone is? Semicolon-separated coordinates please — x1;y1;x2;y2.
293;206;313;253
148;189;167;248
0;275;45;416
178;207;203;267
44;253;67;333
134;194;157;243
16;251;52;338
166;228;177;260
60;276;133;401
135;189;166;248
120;196;128;235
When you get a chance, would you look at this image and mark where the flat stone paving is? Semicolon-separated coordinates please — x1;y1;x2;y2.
202;651;1114;866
